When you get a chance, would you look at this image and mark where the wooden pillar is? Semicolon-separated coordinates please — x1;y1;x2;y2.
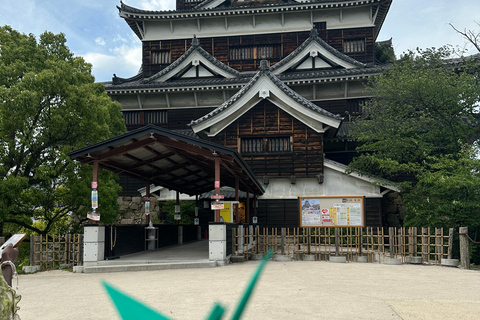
145;182;150;225
459;227;470;269
253;194;257;221
214;153;220;222
234;178;239;224
246;190;250;224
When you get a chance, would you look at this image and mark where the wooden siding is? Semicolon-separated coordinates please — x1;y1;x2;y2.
142;28;375;77
256;198;382;228
124;107;215;131
208;100;324;177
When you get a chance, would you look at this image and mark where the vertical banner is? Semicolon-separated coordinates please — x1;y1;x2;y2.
91;190;98;209
145;200;150;215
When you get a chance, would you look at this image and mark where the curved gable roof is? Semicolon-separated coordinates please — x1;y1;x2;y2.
189;60;342;136
271;28;365;75
144;36;242;83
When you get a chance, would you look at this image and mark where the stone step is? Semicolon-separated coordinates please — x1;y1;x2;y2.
83;260;217;273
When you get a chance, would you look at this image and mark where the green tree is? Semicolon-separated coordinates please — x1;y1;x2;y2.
0;26;126;235
350;47;480;183
349;46;480;229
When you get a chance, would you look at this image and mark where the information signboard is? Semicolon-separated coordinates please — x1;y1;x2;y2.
299;196;364;227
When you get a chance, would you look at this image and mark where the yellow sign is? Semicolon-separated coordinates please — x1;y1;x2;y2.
220;202;232;222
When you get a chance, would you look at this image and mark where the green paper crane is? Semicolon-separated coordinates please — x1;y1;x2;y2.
103;250;273;320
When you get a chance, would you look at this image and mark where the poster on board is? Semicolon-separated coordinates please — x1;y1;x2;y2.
299;196;364;227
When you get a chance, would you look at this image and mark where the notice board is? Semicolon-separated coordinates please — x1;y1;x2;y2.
299;196;364;227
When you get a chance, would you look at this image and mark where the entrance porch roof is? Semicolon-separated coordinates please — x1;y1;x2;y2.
68;124;264;196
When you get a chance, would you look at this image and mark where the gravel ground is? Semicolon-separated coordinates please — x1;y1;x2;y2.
16;261;480;320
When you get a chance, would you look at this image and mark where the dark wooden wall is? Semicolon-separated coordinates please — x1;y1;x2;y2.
208;101;324;177
256;198;382;228
142;27;375;77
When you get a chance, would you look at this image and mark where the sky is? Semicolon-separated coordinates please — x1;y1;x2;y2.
1;0;479;82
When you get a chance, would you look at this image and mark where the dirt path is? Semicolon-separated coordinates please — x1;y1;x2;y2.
17;261;480;320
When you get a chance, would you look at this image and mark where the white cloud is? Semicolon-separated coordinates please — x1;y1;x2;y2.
95;37;106;46
83;44;142;82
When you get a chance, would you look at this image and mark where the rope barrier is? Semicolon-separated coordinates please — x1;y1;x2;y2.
459;233;480;244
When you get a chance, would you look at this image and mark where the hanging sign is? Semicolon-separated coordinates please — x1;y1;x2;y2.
214;181;220;188
91;190;98;209
211;194;224;199
91;181;98;189
87;211;100;221
252;216;258;224
194;218;199;225
195;207;199;217
211;201;224;210
174;214;181;220
299;196;364;227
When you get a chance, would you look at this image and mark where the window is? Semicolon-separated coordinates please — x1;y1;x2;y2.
123;111;168;126
241;138;263;153
343;39;365;53
123;111;140;126
144;111;168;124
241;137;291;154
151;50;171;64
229;45;281;61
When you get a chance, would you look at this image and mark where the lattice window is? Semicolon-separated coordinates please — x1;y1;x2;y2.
241;138;264;153
343;39;365;53
123;111;141;125
241;137;291;154
144;110;168;124
267;137;290;152
151;50;171;64
229;45;281;61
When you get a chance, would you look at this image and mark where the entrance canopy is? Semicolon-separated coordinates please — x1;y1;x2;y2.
68;124;264;196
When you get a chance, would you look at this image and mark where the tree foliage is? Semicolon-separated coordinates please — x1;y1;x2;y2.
0;26;126;235
350;46;480;228
350;47;480;182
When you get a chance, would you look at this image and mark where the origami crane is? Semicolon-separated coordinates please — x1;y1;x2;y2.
104;250;273;320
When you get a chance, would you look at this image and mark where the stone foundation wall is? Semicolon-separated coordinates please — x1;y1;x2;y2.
116;196;160;225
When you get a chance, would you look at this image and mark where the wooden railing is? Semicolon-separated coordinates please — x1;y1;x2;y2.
233;227;454;264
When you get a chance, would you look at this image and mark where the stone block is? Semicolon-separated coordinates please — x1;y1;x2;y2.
441;258;459;267
384;257;402;265
121;218;134;225
330;256;347;263
131;196;142;203
73;266;84;273
303;254;315;261
406;256;422;264
22;265;41;273
356;256;368;263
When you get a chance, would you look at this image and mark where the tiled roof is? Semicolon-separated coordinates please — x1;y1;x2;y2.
271;28;365;72
143;36;243;83
188;60;342;127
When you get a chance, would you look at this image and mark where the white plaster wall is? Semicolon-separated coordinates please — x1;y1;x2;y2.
142;7;374;41
259;166;381;199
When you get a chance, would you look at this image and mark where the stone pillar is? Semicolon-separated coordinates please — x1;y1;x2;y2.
209;223;228;265
84;226;105;265
459;227;470;269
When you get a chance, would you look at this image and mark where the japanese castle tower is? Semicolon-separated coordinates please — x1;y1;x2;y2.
104;0;398;227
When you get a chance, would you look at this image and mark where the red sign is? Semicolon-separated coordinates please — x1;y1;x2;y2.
91;181;98;189
214;181;220;188
211;195;224;199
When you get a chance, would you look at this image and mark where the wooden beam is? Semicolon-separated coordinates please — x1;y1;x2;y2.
96;138;156;160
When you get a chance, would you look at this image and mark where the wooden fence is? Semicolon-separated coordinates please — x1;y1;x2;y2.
30;234;83;269
233;226;454;264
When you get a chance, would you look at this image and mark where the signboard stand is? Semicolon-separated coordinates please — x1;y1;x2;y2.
299;196;365;228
